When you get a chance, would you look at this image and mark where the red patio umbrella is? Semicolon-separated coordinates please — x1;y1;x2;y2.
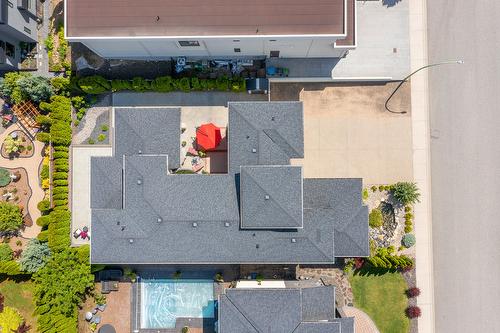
196;123;222;151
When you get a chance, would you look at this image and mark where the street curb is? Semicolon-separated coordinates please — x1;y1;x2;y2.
409;0;436;332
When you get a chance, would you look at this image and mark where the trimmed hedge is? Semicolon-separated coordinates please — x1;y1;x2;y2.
47;210;71;252
53;179;68;186
78;75;246;94
53;172;68;180
36;215;50;227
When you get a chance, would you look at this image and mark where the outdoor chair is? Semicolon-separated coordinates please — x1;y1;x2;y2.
90;316;101;324
192;163;204;173
97;304;107;312
73;229;82;239
187;147;198;156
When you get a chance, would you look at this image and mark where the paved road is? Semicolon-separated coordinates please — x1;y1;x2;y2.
427;1;500;332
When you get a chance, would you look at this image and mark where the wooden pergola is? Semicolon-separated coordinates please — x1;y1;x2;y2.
12;100;41;138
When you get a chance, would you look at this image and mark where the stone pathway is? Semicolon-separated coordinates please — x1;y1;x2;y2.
296;266;353;306
0;124;44;238
73;107;109;144
342;306;381;333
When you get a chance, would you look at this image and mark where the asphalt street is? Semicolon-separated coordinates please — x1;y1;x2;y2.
427;1;500;332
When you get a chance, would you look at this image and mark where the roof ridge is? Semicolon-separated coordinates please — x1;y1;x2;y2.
242;168;301;227
224;292;262;333
263;128;301;158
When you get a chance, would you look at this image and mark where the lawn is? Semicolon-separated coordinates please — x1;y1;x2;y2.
349;270;409;333
0;277;37;330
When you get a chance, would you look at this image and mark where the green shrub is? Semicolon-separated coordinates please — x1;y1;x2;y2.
405;212;413;220
20;239;51;273
371;185;377;192
36;132;51;143
53;179;68;186
71;96;86;109
52;193;68;201
216;76;229;91
78;75;111;94
404;206;412;213
44;35;54;51
191;77;202;91
37;200;51;214
369;208;383;228
53;151;69;159
392;182;421;206
97;134;106;142
177;77;191;92
0;168;11;187
36;215;50;227
367;246;413;270
151;76;175;92
52;186;68;194
404;224;413;233
0;260;22;275
53;145;69;153
362;188;369;201
0;202;23;232
182;327;189;333
36;115;53;127
88;138;95;144
54;164;69;172
0;306;23;332
50;77;71;95
0;243;13;261
111;79;132;92
131;77;150;92
100;124;108;132
52;199;68;207
15;75;53;103
402;234;416;248
53;172;68;180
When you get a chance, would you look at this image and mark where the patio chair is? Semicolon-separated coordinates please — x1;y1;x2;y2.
97;303;107;312
101;281;119;294
192;163;204;173
73;229;82;239
90;316;101;324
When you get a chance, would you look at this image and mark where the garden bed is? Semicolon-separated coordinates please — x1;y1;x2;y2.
0;167;32;221
1;131;34;159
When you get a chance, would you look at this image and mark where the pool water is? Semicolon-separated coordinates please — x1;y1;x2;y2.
141;279;215;328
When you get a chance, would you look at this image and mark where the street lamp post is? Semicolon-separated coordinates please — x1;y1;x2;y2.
385;60;464;114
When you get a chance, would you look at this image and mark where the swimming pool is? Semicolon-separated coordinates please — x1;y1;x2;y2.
140;279;215;329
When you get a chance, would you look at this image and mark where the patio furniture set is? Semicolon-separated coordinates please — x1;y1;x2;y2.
73;226;90;240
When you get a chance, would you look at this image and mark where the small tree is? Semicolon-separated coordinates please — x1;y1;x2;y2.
0;243;13;261
392;182;421;206
16;75;53;103
0;202;23;233
369;208;383;228
19;239;51;273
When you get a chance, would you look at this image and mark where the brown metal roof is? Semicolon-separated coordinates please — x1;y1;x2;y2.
66;0;346;37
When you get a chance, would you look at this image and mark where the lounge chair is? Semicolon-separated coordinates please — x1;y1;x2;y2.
101;281;119;294
96;303;107;312
73;229;81;239
90;316;101;324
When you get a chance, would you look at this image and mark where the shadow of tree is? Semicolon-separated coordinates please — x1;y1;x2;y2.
353;266;399;276
383;0;403;7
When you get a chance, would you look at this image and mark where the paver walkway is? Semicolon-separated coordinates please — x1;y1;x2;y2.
0;125;44;238
342;306;380;333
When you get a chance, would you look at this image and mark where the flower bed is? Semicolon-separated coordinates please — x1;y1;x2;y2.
1;131;34;158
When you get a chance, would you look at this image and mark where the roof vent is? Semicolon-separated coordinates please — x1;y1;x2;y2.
137;179;142;185
252;148;257;153
116;221;120;225
265;195;270;200
224;222;230;227
192;222;198;228
271;116;275;121
138;150;142;154
256;244;260;249
121;226;126;231
129;239;134;244
291;238;297;243
157;217;163;223
246;135;250;139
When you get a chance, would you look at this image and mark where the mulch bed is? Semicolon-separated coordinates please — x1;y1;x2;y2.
403;266;419;333
0;167;32;221
1;130;35;159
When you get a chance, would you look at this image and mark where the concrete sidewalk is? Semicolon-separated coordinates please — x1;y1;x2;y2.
408;0;435;332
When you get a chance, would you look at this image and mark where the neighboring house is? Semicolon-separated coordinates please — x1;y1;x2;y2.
64;0;356;60
89;102;369;265
219;286;353;333
0;0;39;70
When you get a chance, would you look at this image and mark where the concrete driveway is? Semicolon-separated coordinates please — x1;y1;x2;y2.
271;82;413;185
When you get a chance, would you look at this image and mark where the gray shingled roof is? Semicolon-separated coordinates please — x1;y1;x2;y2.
114;107;181;169
228;102;304;174
90;104;368;264
218;287;351;333
240;166;303;229
303;178;370;257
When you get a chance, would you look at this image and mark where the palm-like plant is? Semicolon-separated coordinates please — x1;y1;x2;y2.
391;182;421;206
